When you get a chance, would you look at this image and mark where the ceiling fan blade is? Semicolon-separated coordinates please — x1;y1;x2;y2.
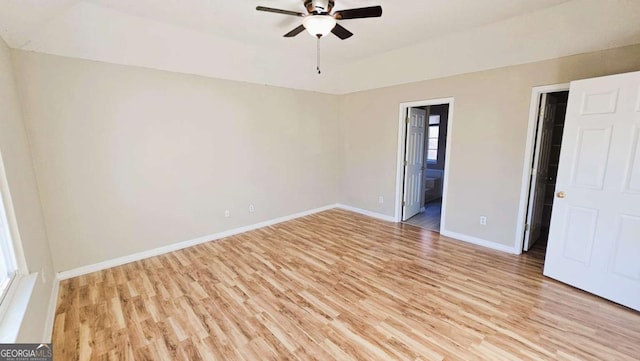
331;24;353;40
256;6;306;17
284;25;306;37
333;6;382;20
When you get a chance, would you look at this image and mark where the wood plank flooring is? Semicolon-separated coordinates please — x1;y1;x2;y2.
53;209;640;360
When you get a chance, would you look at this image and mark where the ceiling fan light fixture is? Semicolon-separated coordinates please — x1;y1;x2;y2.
302;15;336;37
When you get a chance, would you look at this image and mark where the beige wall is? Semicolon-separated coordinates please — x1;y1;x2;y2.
12;51;341;272
9;43;640;275
340;43;640;248
0;39;55;341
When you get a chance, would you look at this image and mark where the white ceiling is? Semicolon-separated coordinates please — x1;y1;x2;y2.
1;0;640;94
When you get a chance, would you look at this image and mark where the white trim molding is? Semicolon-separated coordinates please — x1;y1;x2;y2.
55;201;519;285
0;274;37;343
57;204;337;280
395;98;455;234
335;204;396;222
514;83;570;254
42;278;59;343
440;230;517;254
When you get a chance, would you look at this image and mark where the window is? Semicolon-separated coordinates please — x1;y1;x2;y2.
427;115;440;162
0;179;17;304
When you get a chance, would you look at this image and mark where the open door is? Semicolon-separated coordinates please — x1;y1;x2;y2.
524;94;558;250
544;71;640;311
402;108;426;221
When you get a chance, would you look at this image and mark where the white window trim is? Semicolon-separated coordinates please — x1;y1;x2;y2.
0;274;37;342
0;156;27;275
0;152;33;342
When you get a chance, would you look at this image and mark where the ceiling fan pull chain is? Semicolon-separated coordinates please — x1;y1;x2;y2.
317;35;322;75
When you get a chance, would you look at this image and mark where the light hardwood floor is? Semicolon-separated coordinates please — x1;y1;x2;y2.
53;209;640;360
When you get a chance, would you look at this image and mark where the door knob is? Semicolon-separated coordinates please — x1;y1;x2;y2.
556;191;566;199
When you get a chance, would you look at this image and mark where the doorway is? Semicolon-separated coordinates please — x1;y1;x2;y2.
396;99;453;233
521;89;569;252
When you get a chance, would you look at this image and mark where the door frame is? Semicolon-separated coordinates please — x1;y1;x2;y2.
514;83;569;254
395;97;454;231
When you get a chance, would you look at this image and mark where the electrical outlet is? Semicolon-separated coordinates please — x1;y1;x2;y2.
249;204;255;213
480;216;487;225
224;210;230;217
378;196;384;204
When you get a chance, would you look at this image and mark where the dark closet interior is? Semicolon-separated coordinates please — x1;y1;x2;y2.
539;91;569;242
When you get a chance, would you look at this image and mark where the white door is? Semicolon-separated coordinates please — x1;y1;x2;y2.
544;71;640;311
524;94;558;250
402;108;426;221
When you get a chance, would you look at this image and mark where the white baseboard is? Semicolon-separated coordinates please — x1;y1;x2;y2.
55;203;515;282
42;278;59;343
440;229;517;254
57;204;337;280
335;204;396;222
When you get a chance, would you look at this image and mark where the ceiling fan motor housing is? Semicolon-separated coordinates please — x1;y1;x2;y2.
256;1;381;41
305;0;335;14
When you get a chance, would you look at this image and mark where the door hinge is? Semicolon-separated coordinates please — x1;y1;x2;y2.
402;200;406;206
406;117;410;124
525;223;530;231
404;160;408;166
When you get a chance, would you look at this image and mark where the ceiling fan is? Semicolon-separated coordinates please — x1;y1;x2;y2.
256;0;383;40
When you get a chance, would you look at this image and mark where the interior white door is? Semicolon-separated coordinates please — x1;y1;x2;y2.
544;71;640;311
524;94;558;251
402;108;426;221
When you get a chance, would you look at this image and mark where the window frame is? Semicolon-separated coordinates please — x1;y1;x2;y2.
0;152;28;316
426;115;441;163
0;190;18;304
